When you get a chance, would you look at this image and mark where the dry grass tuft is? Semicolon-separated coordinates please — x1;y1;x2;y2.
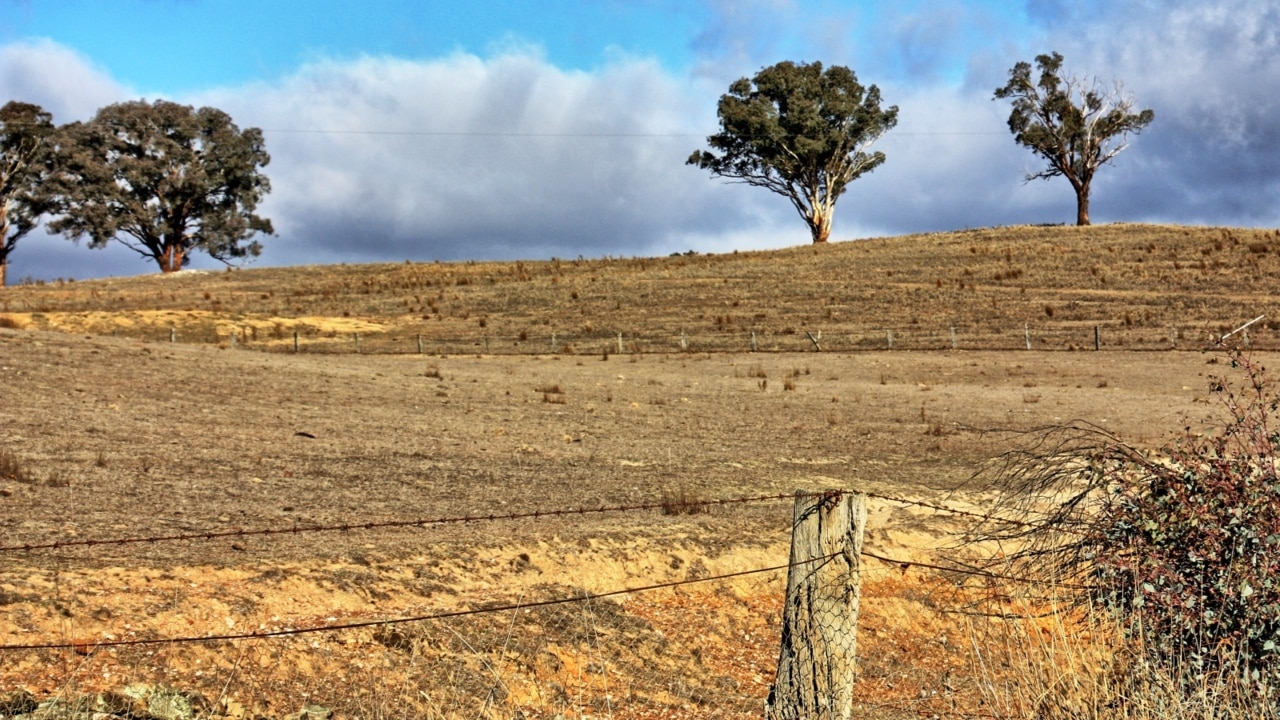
660;488;712;516
0;448;32;483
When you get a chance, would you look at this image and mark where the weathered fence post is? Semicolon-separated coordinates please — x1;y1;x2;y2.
170;327;176;343
416;334;423;354
886;329;893;349
1024;323;1031;350
950;326;957;350
766;490;866;720
354;332;361;353
806;331;822;352
680;330;688;352
617;332;624;355
1094;325;1101;351
751;331;758;353
293;330;300;352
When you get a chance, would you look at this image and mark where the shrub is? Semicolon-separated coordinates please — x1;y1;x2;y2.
982;348;1280;701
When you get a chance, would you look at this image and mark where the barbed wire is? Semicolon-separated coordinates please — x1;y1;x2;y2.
856;487;1041;530
862;549;1097;592
0;553;823;653
0;491;806;554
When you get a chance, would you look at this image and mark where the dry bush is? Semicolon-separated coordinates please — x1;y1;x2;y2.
660;488;712;516
967;598;1278;720
0;448;31;483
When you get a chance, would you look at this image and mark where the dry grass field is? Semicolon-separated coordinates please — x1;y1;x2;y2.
1;223;1277;718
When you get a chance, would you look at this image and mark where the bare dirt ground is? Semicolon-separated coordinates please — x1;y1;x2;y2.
2;223;1276;718
0;323;1251;717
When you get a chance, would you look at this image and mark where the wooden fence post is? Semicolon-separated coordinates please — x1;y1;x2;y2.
766;490;866;720
806;331;822;352
293;330;300;353
1094;326;1101;351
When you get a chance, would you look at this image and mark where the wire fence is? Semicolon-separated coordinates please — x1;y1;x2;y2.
85;319;1280;356
0;487;1126;720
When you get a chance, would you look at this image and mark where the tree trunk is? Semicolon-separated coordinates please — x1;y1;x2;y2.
1075;185;1091;226
808;209;832;244
158;243;185;273
0;259;6;287
766;490;866;720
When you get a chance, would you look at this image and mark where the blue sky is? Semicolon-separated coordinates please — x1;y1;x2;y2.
1;0;1278;280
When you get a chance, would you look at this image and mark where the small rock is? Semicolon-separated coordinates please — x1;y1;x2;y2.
296;704;333;719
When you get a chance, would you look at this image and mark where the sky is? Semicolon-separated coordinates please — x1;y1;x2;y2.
1;0;1277;281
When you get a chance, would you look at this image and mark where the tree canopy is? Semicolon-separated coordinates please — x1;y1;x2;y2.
994;52;1154;226
47;99;274;273
688;61;898;244
0;101;57;286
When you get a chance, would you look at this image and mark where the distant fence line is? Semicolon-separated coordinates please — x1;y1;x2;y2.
105;320;1276;355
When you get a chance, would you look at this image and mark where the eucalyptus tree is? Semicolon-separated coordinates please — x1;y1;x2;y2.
995;52;1154;226
48;99;273;273
689;61;898;244
0;101;57;286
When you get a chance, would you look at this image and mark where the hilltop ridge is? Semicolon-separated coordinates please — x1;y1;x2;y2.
3;224;1278;352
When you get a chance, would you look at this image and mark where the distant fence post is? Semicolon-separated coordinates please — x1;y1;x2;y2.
169;327;175;343
806;331;822;352
886;330;893;349
1025;323;1031;350
1094;326;1101;351
416;334;423;354
293;330;300;353
617;332;624;354
354;332;361;353
950;325;957;350
766;490;866;720
751;331;758;353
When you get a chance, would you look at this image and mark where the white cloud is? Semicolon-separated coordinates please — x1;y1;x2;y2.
0;38;127;122
191;51;780;266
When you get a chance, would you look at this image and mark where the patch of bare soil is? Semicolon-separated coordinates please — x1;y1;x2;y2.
0;321;1252;715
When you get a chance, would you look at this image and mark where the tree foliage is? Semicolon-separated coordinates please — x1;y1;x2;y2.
47;99;273;273
981;348;1280;698
0;100;57;286
994;52;1154;226
688;61;898;244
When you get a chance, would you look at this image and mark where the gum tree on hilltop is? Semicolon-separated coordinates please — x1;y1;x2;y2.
0;101;57;286
995;51;1154;226
688;61;898;244
48;99;274;273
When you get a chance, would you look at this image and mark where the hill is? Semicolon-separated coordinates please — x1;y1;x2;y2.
3;223;1278;352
